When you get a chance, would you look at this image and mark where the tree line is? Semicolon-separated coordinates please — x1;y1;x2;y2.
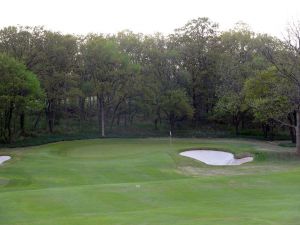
1;18;300;153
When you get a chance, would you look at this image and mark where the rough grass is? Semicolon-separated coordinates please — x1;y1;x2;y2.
0;138;300;225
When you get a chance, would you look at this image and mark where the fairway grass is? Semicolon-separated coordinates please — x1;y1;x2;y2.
0;138;299;225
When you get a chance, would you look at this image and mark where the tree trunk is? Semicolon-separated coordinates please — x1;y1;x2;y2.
154;118;158;130
110;99;123;129
169;113;175;134
296;111;300;154
33;111;42;129
130;114;135;125
20;112;25;135
287;113;296;143
235;123;239;135
101;98;105;137
241;115;245;129
4;102;13;143
289;126;296;144
124;113;127;127
117;114;121;126
262;123;269;139
233;114;241;136
97;97;101;134
79;97;85;121
156;107;161;128
46;99;54;133
191;74;198;126
88;96;92;119
97;94;105;137
269;123;274;141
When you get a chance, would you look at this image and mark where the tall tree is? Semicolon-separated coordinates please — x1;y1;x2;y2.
136;34;190;129
161;90;194;132
214;24;268;134
82;36;131;136
109;31;143;127
262;22;300;153
0;26;46;133
244;68;293;140
171;17;219;123
0;54;44;143
35;31;78;132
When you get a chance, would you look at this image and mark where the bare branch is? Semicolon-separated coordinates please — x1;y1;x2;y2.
272;118;296;129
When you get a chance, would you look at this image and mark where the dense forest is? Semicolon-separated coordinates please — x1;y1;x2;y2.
1;17;300;152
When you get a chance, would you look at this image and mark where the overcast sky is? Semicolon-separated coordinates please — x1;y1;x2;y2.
1;0;300;37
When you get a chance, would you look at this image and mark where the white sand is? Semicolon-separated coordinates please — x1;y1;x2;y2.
180;150;253;166
0;156;11;165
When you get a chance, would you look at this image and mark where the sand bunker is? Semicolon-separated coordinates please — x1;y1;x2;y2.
180;150;253;166
0;156;11;165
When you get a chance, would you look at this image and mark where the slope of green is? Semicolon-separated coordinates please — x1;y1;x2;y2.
0;138;299;225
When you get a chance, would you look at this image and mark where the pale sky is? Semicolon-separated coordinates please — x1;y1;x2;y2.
1;0;300;38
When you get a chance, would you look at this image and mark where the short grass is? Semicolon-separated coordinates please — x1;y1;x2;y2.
0;138;300;225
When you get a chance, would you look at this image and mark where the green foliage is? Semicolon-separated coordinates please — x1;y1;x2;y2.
213;26;272;134
0;53;44;106
1;21;299;144
84;36;131;94
172;17;219;120
244;68;292;122
0;53;44;142
214;92;248;118
161;89;194;123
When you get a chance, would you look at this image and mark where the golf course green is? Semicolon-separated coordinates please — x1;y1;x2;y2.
0;138;300;225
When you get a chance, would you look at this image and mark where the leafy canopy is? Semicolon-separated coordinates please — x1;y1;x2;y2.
0;53;44;111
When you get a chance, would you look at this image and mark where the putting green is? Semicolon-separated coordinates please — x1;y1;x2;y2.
0;138;299;225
